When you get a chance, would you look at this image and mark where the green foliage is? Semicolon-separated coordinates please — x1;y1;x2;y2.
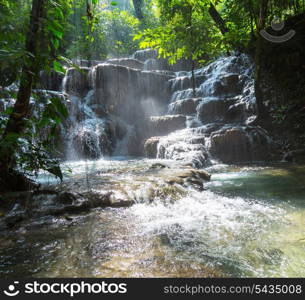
134;0;223;65
102;8;140;57
134;0;305;64
64;2;141;59
271;104;290;125
220;0;305;46
0;0;73;181
0;0;29;87
1;0;304;184
0;91;68;180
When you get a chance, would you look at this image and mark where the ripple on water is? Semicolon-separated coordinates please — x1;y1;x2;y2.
1;161;305;278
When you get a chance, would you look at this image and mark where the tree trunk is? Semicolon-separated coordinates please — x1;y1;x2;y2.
208;2;230;55
0;0;45;191
254;0;270;122
132;0;144;20
208;2;228;35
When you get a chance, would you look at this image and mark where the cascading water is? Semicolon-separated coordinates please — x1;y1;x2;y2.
143;53;273;167
56;50;271;166
1;51;304;279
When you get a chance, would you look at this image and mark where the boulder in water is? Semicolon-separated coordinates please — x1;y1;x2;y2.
71;120;115;159
149;163;169;169
1;190;133;228
144;137;161;158
72;129;101;159
166;168;211;191
156;128;210;168
209;125;272;163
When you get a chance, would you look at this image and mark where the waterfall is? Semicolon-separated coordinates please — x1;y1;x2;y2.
34;51;275;165
144;53;274;166
56;57;174;159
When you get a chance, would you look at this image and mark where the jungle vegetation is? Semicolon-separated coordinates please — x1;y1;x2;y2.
0;0;304;193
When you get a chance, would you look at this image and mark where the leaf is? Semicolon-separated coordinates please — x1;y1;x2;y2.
53;60;64;74
47;165;63;181
48;26;63;40
50;97;68;119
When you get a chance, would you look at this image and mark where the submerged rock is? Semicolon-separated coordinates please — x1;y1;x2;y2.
166;169;211;191
0;190;133;228
149;163;169;169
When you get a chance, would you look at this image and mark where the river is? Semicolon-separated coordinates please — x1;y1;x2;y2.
0;158;304;278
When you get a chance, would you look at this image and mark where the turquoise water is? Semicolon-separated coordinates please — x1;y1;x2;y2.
0;160;304;278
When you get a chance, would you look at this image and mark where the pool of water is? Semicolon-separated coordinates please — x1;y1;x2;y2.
0;159;304;278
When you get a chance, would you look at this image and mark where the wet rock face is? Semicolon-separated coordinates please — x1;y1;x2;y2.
169;98;201;115
70;119;116;159
72;59;104;67
144;137;161;158
283;149;305;163
38;71;64;91
63;67;90;96
58;51;273;162
144;58;169;71
209;126;271;163
72;129;100;159
105;58;144;70
218;73;242;95
92;64;173;124
133;49;158;62
149;115;186;136
155;128;211;168
140;53;274;165
197;97;237;123
200;76;242;98
133;49;197;72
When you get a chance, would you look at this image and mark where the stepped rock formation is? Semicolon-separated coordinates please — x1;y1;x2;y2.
1;51;275;164
142;53;273;166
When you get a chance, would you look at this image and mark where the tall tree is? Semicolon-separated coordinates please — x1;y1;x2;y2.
132;0;144;20
135;0;223;96
208;2;228;35
254;0;270;121
0;0;73;192
0;0;46;191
